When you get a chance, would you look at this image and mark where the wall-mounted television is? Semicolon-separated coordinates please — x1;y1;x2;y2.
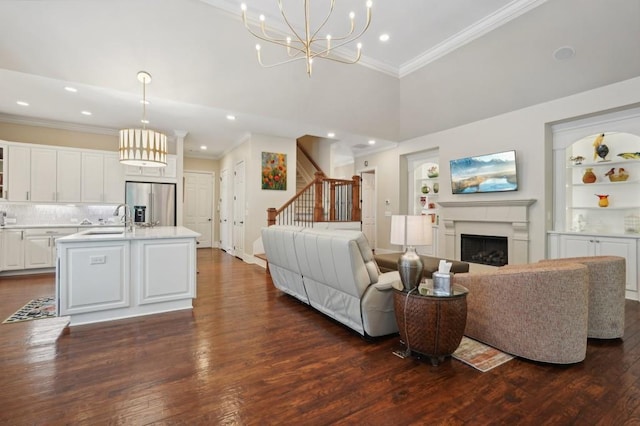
450;150;518;194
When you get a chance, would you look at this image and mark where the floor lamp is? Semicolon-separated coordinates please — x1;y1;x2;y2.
390;215;433;291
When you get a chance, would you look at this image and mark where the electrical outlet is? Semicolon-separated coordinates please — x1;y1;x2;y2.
89;255;106;265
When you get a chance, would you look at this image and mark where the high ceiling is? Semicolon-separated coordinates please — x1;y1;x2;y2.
0;0;638;160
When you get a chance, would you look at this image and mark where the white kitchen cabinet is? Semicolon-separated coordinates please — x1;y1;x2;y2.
58;240;131;316
56;150;82;202
30;148;57;202
7;145;30;201
549;232;638;299
125;154;177;180
2;229;25;270
2;227;78;271
82;152;125;203
81;152;104;203
0;143;7;200
133;238;197;304
103;153;125;203
24;233;53;269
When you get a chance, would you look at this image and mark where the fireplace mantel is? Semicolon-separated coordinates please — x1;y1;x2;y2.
438;199;537;264
438;199;536;208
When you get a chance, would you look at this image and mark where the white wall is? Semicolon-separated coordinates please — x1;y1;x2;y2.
358;76;640;261
220;133;296;261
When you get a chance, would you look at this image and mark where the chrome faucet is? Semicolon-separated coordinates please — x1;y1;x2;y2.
113;204;133;232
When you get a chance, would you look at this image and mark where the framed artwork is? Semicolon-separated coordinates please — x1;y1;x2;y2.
449;150;518;194
262;152;287;190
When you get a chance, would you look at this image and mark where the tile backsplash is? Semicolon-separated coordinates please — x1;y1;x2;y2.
0;203;123;226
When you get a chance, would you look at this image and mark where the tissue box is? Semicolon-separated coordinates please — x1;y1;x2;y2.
432;272;452;295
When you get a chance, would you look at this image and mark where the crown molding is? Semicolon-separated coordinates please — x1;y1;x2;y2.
0;113;118;137
399;0;549;78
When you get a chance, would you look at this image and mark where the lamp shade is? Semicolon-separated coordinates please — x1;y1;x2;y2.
119;128;167;167
390;215;433;247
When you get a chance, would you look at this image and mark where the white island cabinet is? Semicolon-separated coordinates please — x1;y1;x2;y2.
56;226;199;326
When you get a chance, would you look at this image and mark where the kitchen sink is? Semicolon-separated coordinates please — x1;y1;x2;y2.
83;228;124;235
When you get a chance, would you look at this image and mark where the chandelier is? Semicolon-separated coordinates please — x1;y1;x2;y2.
119;71;167;167
240;0;373;77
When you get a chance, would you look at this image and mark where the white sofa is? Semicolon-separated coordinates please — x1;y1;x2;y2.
261;225;400;337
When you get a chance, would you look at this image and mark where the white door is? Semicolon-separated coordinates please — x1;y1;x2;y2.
184;172;213;248
233;161;245;259
361;171;376;250
220;168;232;252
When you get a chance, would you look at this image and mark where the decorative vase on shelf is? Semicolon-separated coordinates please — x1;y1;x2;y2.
582;168;597;184
596;194;609;208
433;182;439;193
427;165;439;178
421;184;430;194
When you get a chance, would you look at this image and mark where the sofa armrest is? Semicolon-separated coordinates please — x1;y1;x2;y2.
372;271;400;291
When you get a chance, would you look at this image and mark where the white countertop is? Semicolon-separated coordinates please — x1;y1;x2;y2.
57;226;200;242
1;223;124;230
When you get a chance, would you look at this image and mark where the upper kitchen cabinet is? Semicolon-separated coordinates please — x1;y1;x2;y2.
81;152;125;204
125;155;177;181
56;150;82;202
30;148;57;202
0;143;6;200
7;145;30;201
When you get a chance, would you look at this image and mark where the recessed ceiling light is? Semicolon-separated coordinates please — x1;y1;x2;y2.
553;46;575;61
16;101;29;106
379;34;390;42
327;132;335;138
64;86;77;93
81;111;92;116
200;145;207;150
140;99;150;105
368;139;376;145
141;119;149;124
226;114;236;121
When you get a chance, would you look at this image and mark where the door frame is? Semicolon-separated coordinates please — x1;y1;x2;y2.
358;166;377;251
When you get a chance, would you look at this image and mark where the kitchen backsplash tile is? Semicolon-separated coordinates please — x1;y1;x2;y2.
0;203;122;226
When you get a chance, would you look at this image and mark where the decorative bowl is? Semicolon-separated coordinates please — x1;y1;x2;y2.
608;174;629;182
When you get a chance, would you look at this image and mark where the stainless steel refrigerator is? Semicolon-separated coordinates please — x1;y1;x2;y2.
125;181;176;226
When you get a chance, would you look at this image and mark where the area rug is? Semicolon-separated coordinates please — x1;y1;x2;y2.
3;296;57;324
452;336;515;372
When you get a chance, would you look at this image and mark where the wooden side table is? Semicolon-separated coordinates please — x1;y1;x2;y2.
393;284;468;366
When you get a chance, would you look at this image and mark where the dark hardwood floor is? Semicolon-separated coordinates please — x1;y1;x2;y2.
1;248;640;425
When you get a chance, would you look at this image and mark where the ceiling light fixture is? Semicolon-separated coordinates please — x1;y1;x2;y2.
64;86;78;93
327;132;336;138
81;111;92;116
226;114;236;121
119;71;167;168
379;34;389;42
368;139;376;145
240;1;373;77
16;101;29;106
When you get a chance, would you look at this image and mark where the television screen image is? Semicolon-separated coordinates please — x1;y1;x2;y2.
450;150;518;194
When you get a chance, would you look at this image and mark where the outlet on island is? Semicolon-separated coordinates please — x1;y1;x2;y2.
89;255;106;265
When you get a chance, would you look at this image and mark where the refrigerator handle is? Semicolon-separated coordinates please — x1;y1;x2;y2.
149;192;153;222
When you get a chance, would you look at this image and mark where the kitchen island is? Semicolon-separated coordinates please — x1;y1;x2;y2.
56;226;199;326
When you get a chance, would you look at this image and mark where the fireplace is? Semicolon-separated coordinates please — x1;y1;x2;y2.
461;234;508;266
438;199;536;265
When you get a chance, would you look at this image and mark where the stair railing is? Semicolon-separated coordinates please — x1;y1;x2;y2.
267;171;361;227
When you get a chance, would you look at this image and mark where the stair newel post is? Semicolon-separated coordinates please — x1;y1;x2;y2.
267;208;277;226
314;171;325;223
351;175;361;222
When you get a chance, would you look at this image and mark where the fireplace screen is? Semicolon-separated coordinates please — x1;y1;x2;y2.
461;234;508;266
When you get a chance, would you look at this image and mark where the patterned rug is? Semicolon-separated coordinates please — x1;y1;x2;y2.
452;336;515;372
3;296;57;324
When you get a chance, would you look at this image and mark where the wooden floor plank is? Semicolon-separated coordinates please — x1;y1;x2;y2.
1;248;639;424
